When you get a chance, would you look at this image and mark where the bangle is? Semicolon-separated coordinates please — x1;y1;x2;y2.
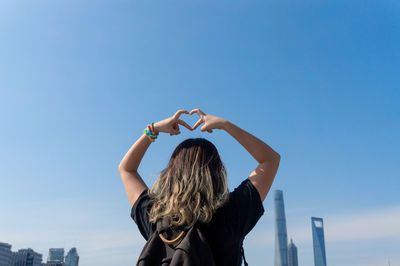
151;123;159;135
144;123;159;142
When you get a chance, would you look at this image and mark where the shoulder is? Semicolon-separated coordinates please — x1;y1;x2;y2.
131;190;152;218
227;178;265;236
231;179;264;208
130;189;155;240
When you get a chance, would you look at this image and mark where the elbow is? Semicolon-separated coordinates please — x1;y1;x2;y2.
272;152;281;168
258;151;281;165
259;152;280;167
118;163;126;173
275;152;281;162
118;163;137;174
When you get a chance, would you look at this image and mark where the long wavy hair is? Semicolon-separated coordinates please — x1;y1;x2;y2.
148;138;229;229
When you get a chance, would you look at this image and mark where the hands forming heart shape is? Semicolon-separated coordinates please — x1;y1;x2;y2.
153;109;227;136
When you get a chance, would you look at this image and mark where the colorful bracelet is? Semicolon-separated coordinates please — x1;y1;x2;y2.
144;122;159;142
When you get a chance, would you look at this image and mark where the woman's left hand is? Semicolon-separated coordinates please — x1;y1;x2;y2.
153;109;193;136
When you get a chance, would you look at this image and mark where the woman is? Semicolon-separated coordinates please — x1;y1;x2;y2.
118;108;280;265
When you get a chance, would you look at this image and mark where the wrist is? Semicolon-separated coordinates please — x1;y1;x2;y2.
143;123;159;142
153;122;161;134
220;119;230;130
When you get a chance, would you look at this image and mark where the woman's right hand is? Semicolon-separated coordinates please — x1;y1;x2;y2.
189;108;228;133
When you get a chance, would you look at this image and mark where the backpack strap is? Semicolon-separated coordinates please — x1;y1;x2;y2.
156;217;186;246
241;244;248;266
159;231;185;245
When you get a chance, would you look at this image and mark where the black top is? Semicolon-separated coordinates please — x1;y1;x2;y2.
131;178;265;266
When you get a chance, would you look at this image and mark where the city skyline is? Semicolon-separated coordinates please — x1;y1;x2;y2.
0;243;79;266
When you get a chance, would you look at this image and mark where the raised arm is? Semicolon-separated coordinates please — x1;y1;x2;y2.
118;134;151;207
190;109;280;202
223;121;280;201
118;110;192;207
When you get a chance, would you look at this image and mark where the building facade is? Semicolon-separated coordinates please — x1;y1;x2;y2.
42;262;66;266
10;248;42;266
47;249;64;263
10;251;25;266
274;190;288;266
64;248;79;266
0;242;12;266
311;217;327;266
288;239;298;266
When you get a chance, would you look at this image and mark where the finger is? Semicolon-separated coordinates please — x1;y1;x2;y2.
189;108;206;116
173;122;180;134
173;122;179;131
207;129;213;133
178;119;192;131
189;108;205;116
173;109;189;120
192;118;204;130
200;124;208;132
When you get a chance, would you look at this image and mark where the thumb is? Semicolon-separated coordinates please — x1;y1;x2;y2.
200;124;208;132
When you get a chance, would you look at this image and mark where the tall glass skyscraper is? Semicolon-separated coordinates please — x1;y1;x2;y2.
274;190;288;266
0;242;12;266
48;248;65;263
311;217;327;266
10;248;42;266
65;247;79;266
288;239;298;266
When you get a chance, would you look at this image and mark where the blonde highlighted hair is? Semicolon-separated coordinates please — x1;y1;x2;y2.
148;138;229;229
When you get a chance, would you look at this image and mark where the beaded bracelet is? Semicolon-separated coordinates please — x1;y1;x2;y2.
144;122;159;142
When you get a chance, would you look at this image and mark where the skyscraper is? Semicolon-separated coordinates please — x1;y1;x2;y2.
65;247;79;266
48;248;65;263
311;217;327;266
288;238;298;266
10;248;42;266
274;190;288;266
0;242;12;266
42;262;66;266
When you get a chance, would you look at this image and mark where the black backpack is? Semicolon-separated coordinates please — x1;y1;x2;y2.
136;217;216;266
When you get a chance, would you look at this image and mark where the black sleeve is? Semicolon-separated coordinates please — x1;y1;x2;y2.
230;178;265;237
130;189;155;240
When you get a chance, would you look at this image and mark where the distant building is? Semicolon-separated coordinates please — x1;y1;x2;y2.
0;242;12;266
10;250;25;266
47;249;64;263
311;217;327;266
274;190;288;266
288;238;298;266
42;262;66;266
64;248;79;266
10;248;42;266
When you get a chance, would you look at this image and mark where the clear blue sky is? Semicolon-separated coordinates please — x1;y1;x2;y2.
1;0;399;265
